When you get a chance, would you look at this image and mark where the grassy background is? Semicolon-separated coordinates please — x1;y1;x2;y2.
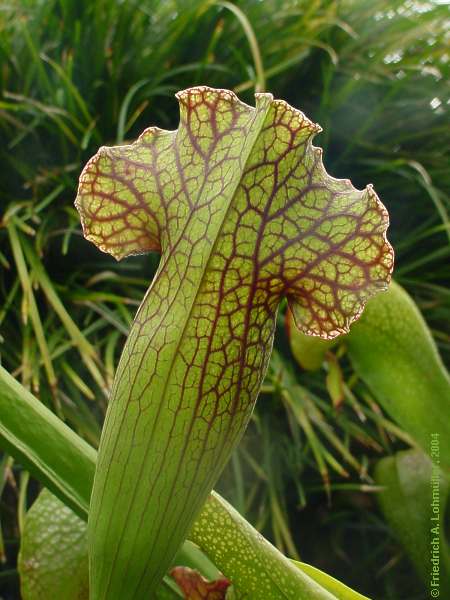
0;1;448;598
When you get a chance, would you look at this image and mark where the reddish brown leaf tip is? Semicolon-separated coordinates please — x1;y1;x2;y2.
171;567;230;600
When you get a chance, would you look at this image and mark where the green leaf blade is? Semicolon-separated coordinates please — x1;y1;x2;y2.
0;365;95;518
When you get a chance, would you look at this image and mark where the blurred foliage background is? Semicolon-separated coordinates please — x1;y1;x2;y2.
0;0;448;598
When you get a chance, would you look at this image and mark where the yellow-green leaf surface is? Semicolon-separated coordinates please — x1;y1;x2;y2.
287;281;450;467
191;491;366;600
374;450;450;596
18;490;181;600
18;489;89;600
291;562;369;600
75;86;393;598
